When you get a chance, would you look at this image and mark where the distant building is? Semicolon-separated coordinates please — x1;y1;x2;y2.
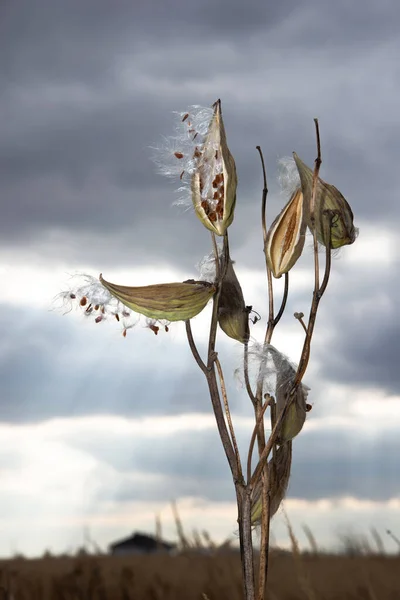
109;532;176;556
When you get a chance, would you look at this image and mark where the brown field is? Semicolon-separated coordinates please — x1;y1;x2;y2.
0;550;399;600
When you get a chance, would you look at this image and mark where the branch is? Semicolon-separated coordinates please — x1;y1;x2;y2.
185;320;208;376
244;342;257;406
215;356;243;480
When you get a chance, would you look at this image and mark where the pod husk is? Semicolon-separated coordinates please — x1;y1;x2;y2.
99;275;216;322
251;442;292;525
218;260;249;343
293;152;356;249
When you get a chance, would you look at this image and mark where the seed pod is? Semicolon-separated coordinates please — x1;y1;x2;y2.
269;346;308;444
251;442;292;525
99;275;216;322
293;152;357;249
218;260;249;344
265;188;307;278
276;375;308;445
191;100;237;236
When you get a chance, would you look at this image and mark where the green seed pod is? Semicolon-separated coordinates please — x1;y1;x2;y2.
99;275;216;322
251;443;292;526
218;260;250;343
265;188;307;278
191;100;237;236
293;152;357;249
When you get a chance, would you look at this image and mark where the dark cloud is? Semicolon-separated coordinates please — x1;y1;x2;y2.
64;422;400;504
311;264;400;396
1;0;399;270
0;303;255;423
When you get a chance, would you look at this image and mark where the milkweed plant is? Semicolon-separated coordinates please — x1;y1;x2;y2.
57;100;357;600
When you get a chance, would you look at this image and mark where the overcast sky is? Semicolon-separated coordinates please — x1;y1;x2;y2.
1;0;400;557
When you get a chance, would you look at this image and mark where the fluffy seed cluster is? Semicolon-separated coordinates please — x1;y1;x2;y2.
54;274;170;337
151;105;215;210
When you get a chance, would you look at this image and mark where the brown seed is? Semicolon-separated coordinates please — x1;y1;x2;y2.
182;113;189;122
122;329;127;338
208;211;217;222
94;304;99;311
69;293;76;300
201;200;210;215
80;296;87;307
174;152;184;159
86;304;93;313
194;147;202;158
180;170;185;180
95;316;102;323
306;403;312;412
115;313;120;322
165;325;169;333
149;324;159;335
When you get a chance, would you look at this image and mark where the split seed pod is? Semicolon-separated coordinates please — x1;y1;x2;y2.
191;100;237;236
99;275;215;322
265;188;307;278
218;260;250;344
251;442;292;525
293;152;357;249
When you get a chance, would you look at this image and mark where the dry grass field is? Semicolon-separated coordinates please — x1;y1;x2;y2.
0;549;399;600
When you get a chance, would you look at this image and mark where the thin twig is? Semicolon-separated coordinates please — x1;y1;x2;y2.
293;119;333;387
185;320;208;375
244;342;257;406
205;367;239;480
207;233;230;364
257;145;269;250
309;119;322;293
318;212;333;297
294;312;308;334
211;232;221;281
250;393;294;489
255;145;273;600
215;356;243;480
247;397;271;485
273;272;289;327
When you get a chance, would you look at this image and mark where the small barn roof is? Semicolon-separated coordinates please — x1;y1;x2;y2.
109;531;175;552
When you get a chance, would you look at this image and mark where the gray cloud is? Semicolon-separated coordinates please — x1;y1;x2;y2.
1;0;400;269
64;422;400;504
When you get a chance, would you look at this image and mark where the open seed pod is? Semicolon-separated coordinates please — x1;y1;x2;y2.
99;275;216;322
191;100;237;236
251;442;292;525
218;260;250;343
293;152;357;249
265;188;307;278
